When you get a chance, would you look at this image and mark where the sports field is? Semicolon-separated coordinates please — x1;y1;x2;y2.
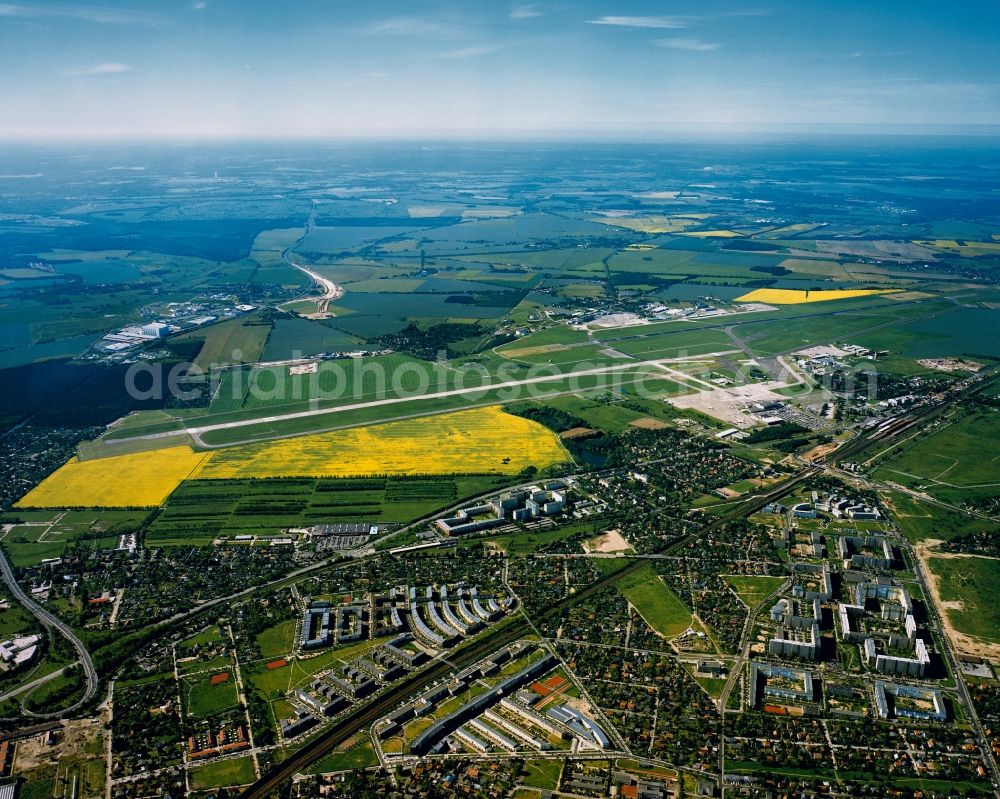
194;406;569;479
735;288;892;304
15;446;209;509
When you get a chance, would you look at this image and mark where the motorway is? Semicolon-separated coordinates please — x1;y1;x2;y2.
0;549;98;717
283;200;342;316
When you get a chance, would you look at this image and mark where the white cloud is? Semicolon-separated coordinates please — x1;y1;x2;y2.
0;3;163;25
368;16;463;37
510;4;541;19
586;15;687;29
655;38;720;51
192;1;206;9
436;44;502;59
61;62;132;77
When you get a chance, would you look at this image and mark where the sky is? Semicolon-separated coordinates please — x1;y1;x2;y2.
0;0;998;139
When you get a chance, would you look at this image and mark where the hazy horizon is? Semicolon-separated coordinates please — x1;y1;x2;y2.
1;1;999;140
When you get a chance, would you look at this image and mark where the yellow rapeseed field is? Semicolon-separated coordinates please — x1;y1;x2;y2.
16;446;209;509
193;406;570;479
15;408;570;508
736;288;893;305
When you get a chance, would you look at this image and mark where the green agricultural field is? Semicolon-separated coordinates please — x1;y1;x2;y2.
526;395;651;433
855;306;1000;360
145;474;509;545
457;247;614;274
602;328;733;359
260;317;363;361
239;353;454;413
189;755;257;790
618;565;692;637
496;325;590;351
928;556;1000;646
731;305;919;358
0;509;149;566
172;316;273;370
182;669;240;719
721;575;787;607
500;343;624;368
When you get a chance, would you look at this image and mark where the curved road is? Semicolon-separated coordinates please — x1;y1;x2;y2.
0;550;98;717
283;202;343;315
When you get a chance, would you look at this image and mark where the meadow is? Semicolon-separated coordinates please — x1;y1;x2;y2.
189;756;257;790
618;565;693;638
721;575;787;607
182;668;240;718
928;556;1000;645
171;315;273;370
872;410;1000;501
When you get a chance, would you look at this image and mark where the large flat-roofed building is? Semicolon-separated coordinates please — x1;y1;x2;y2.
435;503;506;536
300;604;333;650
546;704;610;749
768;597;822;661
410;653;556;755
0;634;40;668
874;681;946;721
864;636;930;678
280;709;317;739
436;487;567;536
748;661;816;709
410;602;445;647
838;535;896;570
141;321;170;338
